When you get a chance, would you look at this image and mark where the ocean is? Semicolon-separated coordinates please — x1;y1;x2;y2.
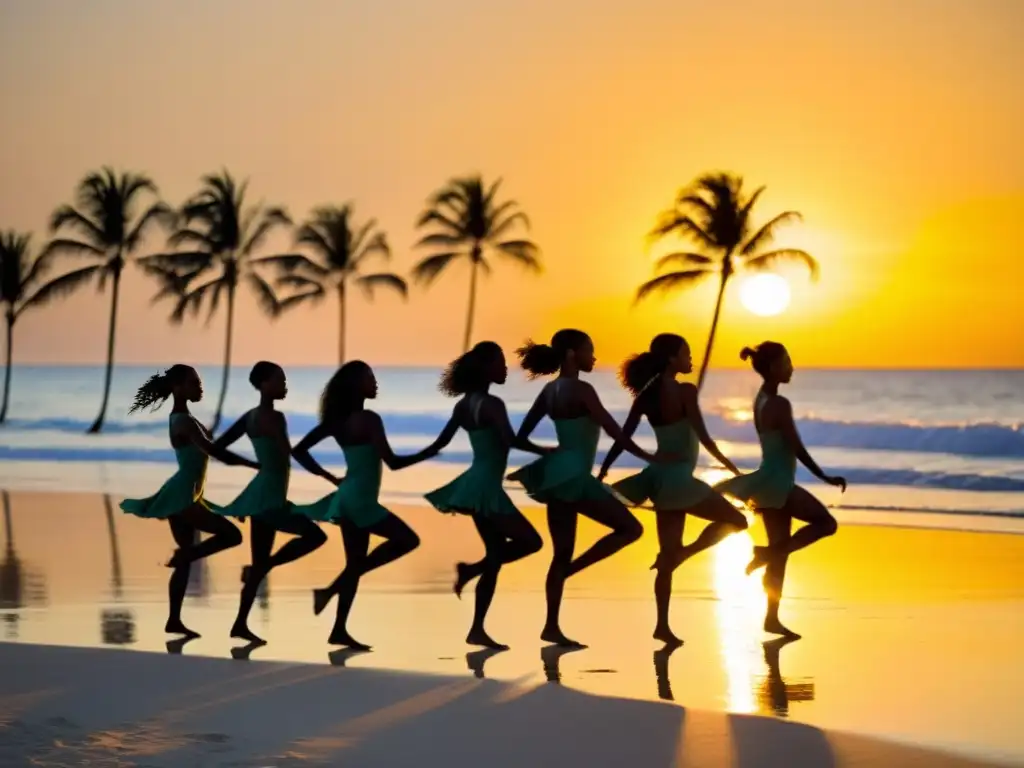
1;365;1023;529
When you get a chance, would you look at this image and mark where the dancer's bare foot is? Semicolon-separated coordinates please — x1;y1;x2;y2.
541;626;587;648
764;616;801;639
313;587;333;616
466;627;509;650
653;625;683;647
746;545;770;575
165;619;200;638
327;628;372;650
453;562;473;599
230;622;266;644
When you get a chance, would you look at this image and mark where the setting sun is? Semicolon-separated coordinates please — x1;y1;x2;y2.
739;273;791;317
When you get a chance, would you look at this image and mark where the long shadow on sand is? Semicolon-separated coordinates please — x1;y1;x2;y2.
0;644;998;768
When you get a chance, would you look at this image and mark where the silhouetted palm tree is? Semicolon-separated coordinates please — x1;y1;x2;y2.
44;169;172;432
0;232;61;423
412;176;540;353
141;171;290;431
636;172;818;389
261;205;407;364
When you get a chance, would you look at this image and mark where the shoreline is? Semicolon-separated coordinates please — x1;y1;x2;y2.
0;642;1011;767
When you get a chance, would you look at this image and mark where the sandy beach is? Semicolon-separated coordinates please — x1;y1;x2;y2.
2;489;1023;766
0;641;1011;768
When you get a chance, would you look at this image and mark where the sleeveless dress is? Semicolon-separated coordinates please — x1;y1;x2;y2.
425;394;518;517
507;380;612;504
714;393;796;511
120;412;222;519
613;418;713;510
219;409;291;520
294;443;389;528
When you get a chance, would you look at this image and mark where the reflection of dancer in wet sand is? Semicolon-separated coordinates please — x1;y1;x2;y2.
292;361;437;649
759;636;814;717
213;362;328;644
120;365;254;638
598;334;747;646
715;343;844;638
509;329;666;648
423;342;546;649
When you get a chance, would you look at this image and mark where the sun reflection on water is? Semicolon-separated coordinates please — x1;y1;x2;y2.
708;500;766;715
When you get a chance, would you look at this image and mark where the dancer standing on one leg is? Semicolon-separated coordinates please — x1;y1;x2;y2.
715;342;845;638
422;341;547;649
291;361;437;649
213;361;328;644
120;365;253;638
508;329;669;648
597;333;747;646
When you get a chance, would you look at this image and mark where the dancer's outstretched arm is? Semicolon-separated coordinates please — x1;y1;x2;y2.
776;398;846;491
597;397;643;481
367;412;440;470
680;383;739;475
212;413;248;450
514;389;549;442
493;398;551;456
292;423;342;486
580;383;659;463
181;417;259;469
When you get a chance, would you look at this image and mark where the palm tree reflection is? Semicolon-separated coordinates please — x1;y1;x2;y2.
100;494;136;646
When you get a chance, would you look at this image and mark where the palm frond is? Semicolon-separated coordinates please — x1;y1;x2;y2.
355;272;408;300
252;253;328;277
488;210;530;241
49;205;105;243
744;248;819;280
353;231;390;265
634;269;712;303
276;274;326;292
138;251;214;274
494;240;541;271
142;263;196;305
648;211;717;249
654;251;717;272
294;222;335;262
38;237;106;261
167;227;217;251
416;232;464;249
411;251;463;286
246;271;280;317
125;202;174;252
415;209;463;234
676;194;716;224
170;278;219;325
740;211;802;256
277;290;326;312
19;265;102;309
241;208;291;258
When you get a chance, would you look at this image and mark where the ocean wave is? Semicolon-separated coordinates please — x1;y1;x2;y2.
2;444;1023;493
4;410;1024;459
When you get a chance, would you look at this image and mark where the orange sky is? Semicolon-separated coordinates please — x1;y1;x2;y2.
1;0;1022;369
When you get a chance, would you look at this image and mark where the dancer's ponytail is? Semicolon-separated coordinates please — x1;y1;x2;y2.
618;333;686;395
516;329;589;379
128;364;192;414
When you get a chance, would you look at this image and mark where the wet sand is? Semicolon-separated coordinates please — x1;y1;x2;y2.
1;490;1023;765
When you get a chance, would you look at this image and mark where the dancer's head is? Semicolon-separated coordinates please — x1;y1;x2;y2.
439;341;506;397
740;341;791;383
619;334;692;395
249;361;287;400
129;364;200;414
516;329;594;378
320;360;376;424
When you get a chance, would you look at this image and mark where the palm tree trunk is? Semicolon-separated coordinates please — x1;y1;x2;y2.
2;491;12;556
103;495;123;599
338;282;346;365
88;269;121;434
211;284;236;433
462;255;480;353
0;313;13;424
697;272;729;392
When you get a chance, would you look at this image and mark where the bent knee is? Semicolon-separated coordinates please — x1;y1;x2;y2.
729;511;750;531
618;516;644;543
224;524;244;547
523;530;544;555
309;525;329;546
403;529;422;553
820;515;838;537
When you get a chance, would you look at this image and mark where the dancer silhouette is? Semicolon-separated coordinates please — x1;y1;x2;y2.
292;361;438;649
214;361;328;644
423;342;547;649
598;334;747;645
120;365;253;638
716;343;844;637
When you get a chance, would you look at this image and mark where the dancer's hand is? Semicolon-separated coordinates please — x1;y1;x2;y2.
826;475;847;492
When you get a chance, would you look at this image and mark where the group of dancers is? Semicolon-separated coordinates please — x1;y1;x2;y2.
121;330;846;650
